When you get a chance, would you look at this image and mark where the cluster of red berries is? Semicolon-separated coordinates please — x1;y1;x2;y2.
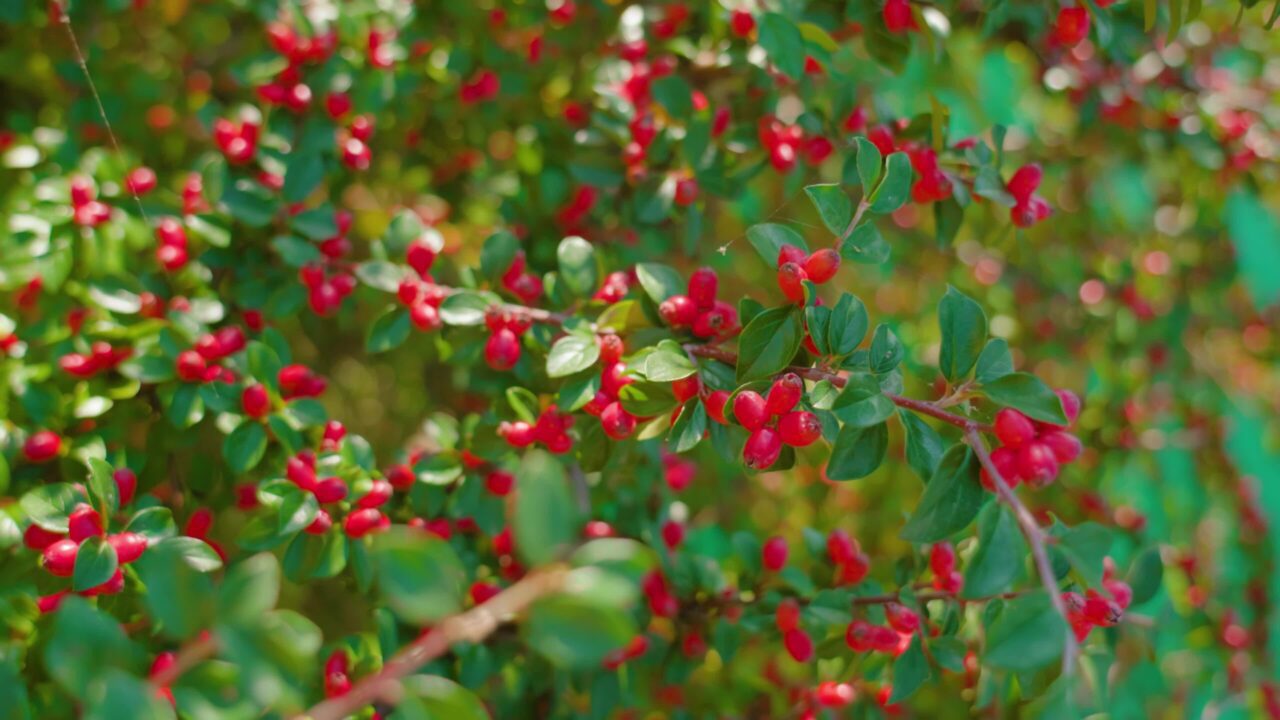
59;341;132;378
845;604;917;656
1006;163;1052;228
154;217;190;271
278;363;328;400
482;308;533;371
661;449;696;491
983;390;1083;491
69;176;112;228
340;115;374;171
906;145;954;204
758;115;834;173
776;598;815;662
299;262;356;316
1064;558;1132;641
657;267;740;339
181;172;208;215
459;69;500;104
497;406;574;453
283;449;392;539
730;373;822;469
26;503;145;598
490;527;525;581
827;529;871;586
174;326;246;384
776;244;841;304
396;273;448;333
582;335;642;440
929;542;964;593
641;570;678;617
1051;7;1090;48
555;186;597;232
212;112;261;165
322;649;353;699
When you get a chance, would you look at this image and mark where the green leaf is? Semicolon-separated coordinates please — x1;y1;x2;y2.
515;451;578;565
982;372;1067;425
804;184;853;235
133;538;217;639
735;306;804;383
827;422;889;480
840;221;890;264
125;507;177;541
524;594;632;668
833;393;894;428
44;597;139;697
974;167;1017;207
85;457;118;514
757;13;805;79
975;338;1014;383
366;307;412;353
1126;546;1164;606
1224;189;1280;310
825;293;868;356
438;291;494;326
393;676;490;720
480;230;520;281
900;411;944;482
270;235;321;267
669;400;707;453
355;260;406;293
217;553;280;626
890;633;932;702
938;286;987;382
983;591;1067;671
869;152;912;213
805;306;831;355
282;153;324;204
651;74;694;118
1055;522;1113;587
73;536;119;592
556;236;598;298
747;223;808;267
855;137;883;189
634;263;684;303
618;381;678;417
963;504;1024;598
371;528;466;625
85;670;177;720
163;383;204;428
643;340;697;381
869;324;904;373
546;334;600;378
20;483;85;532
290;207;338;239
223;421;269;473
900;444;985;542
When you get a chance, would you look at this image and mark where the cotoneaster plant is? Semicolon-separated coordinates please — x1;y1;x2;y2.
2;0;1276;719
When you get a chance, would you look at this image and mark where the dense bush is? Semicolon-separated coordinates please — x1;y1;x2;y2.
1;0;1279;718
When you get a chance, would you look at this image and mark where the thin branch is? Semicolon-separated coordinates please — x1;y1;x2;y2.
297;566;569;720
851;589;1026;606
964;426;1078;676
686;344;990;431
837;199;872;245
148;632;219;690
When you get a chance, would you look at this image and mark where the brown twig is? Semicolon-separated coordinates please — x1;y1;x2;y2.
964;426;1078;675
297;566;569;720
686;344;990;431
148;632;219;690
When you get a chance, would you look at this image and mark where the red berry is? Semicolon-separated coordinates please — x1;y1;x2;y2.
885;602;920;634
109;532;148;564
929;542;956;577
410;301;442;331
114;468;137;505
980;445;1021;491
729;9;755;37
743;427;783;469
660;520;684;549
305;510;333;535
176;350;207;382
883;0;916;32
687;267;718;309
778;411;822;447
762;536;788;571
803;248;841;284
125;166;157;195
827;529;856;564
705;390;730;425
783;629;813;662
777;244;807;268
658;294;698;328
672;374;701;403
815;681;855;708
313;477;349;504
23;524;63;551
242;383;270;418
68;504;103;542
23;430;62;462
846;619;874;651
600;402;637;440
1053;389;1081;427
1017;442;1060;488
993;408;1038;447
1052;7;1090;47
673;177;699;207
765;373;804;415
777;262;808;303
1040;431;1082;464
1006;164;1043;202
356;480;394;509
598;334;625;365
867;624;901;653
775;599;800;631
485;328;522;371
43;538;79;577
406;239;437;277
344;508;389;538
732;391;769;430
